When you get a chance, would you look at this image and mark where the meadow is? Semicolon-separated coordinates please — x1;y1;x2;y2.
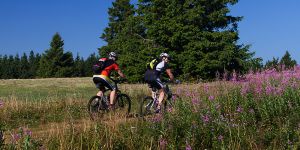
1;67;300;149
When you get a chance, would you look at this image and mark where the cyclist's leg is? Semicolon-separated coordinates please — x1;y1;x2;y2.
100;76;116;108
94;75;116;107
147;82;157;100
152;79;165;111
163;84;172;99
93;77;105;96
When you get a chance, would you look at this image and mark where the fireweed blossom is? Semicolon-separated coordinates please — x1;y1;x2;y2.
204;84;209;93
25;129;32;136
249;108;255;114
12;133;21;142
151;114;162;123
159;138;167;149
176;88;183;95
236;106;243;113
265;85;273;95
0;100;3;108
208;95;214;101
186;141;192;150
192;97;200;105
218;135;224;141
241;84;249;96
202;114;210;124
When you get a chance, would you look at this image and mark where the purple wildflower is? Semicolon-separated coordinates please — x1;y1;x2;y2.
249;108;255;114
208;95;214;101
236;106;243;113
265;85;273;95
0;100;3;108
192;97;199;105
25;129;32;136
218;135;224;141
151;114;162;123
231;71;237;82
204;84;209;92
186;141;192;150
202;114;210;123
159;138;167;149
176;88;183;95
12;133;21;142
288;140;293;145
241;84;249;96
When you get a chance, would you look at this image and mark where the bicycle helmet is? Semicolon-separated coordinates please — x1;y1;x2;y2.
109;52;118;60
160;52;170;58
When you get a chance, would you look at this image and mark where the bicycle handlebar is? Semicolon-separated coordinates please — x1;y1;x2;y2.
110;77;127;84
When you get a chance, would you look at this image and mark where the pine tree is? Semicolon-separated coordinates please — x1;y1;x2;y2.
138;0;254;80
1;55;8;79
20;53;30;78
101;0;135;44
0;55;3;78
56;51;74;77
279;51;297;69
38;33;67;77
265;57;279;69
13;54;21;78
85;53;99;76
99;0;153;82
28;51;40;78
73;54;86;77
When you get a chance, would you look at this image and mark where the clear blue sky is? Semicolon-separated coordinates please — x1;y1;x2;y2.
0;0;299;63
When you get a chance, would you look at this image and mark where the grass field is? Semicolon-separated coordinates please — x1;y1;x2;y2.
1;69;300;149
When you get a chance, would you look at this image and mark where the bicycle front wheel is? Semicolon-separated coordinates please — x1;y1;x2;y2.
163;94;180;113
115;94;131;115
87;96;107;120
140;96;156;117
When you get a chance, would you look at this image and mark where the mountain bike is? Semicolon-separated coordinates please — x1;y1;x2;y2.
139;81;180;117
88;79;131;120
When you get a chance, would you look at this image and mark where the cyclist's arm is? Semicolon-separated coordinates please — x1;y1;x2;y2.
166;69;174;81
114;63;125;78
117;70;126;78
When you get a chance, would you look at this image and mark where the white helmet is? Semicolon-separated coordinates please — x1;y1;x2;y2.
160;52;169;58
109;52;118;60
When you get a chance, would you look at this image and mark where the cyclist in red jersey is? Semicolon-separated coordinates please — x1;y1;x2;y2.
93;52;125;109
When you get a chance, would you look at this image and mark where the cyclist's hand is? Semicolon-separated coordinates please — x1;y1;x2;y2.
118;77;128;82
168;79;180;84
175;79;181;84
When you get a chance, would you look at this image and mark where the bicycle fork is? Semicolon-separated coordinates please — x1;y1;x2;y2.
146;93;159;111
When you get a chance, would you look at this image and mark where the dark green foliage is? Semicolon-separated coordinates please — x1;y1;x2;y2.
280;51;297;69
84;53;99;77
264;51;297;70
28;51;41;78
265;57;279;69
38;33;75;78
73;54;86;77
99;0;148;81
20;53;30;78
99;0;256;82
246;57;263;72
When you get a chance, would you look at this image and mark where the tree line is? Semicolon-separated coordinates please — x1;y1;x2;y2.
0;32;296;79
0;33;100;79
0;0;298;81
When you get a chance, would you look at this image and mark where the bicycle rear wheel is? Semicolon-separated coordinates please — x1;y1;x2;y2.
163;94;180;113
87;96;107;120
140;96;157;117
115;94;131;116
